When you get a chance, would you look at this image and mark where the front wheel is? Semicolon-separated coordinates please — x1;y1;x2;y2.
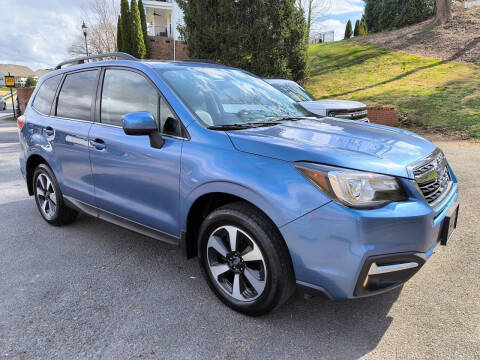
199;202;295;316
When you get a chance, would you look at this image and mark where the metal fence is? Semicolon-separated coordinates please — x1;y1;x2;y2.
309;30;335;44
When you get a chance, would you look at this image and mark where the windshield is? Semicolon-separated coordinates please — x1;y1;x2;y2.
268;81;316;102
156;67;311;127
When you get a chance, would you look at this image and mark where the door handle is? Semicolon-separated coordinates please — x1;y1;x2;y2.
91;138;106;151
45;126;54;136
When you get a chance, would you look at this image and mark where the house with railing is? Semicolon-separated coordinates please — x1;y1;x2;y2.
142;0;187;60
144;0;183;40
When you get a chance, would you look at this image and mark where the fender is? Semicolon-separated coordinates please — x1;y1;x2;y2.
181;180;287;231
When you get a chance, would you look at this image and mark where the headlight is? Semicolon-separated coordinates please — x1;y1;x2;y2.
294;162;407;209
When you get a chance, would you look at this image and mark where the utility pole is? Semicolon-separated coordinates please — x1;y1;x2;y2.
8;72;15;120
172;20;176;61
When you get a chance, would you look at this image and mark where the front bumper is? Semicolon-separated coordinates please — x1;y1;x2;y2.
280;179;458;300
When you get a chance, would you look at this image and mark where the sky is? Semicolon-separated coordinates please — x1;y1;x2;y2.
312;0;365;40
0;0;365;71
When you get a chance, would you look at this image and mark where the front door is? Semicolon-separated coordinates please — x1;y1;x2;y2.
89;68;184;238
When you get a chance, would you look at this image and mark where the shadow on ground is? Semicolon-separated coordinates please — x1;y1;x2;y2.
0;199;400;359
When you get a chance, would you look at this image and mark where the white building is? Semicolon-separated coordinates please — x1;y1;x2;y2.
143;0;184;41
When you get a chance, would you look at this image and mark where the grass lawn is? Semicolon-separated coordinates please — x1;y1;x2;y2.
306;40;480;137
0;87;15;98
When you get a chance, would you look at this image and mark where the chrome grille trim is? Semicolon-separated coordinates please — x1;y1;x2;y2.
411;149;453;208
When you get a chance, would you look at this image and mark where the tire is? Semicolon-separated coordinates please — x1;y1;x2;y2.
199;202;295;316
33;164;78;226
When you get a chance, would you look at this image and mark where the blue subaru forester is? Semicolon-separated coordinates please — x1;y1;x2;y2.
18;53;459;315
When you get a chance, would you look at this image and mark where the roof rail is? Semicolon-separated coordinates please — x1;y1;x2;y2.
183;59;222;65
55;52;138;70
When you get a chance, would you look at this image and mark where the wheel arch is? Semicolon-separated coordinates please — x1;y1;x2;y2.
181;185;292;265
26;154;49;195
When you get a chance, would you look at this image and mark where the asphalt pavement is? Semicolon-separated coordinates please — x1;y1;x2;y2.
0;117;478;359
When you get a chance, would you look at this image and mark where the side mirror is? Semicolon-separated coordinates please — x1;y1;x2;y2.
122;111;164;149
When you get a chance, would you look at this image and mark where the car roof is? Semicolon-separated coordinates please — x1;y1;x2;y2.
40;59;233;83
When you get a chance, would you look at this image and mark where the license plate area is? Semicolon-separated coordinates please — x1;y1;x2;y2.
440;203;459;246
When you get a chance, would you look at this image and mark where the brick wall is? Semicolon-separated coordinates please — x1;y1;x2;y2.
148;36;189;61
17;87;35;115
367;106;398;126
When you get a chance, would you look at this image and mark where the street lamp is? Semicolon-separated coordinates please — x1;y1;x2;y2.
82;21;89;57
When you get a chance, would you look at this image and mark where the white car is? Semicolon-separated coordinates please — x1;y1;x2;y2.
265;79;369;122
0;98;6;111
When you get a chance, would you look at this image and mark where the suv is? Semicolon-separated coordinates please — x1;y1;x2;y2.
264;78;369;122
18;53;459;316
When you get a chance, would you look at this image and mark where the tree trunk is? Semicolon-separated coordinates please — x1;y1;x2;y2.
306;0;312;43
436;0;452;24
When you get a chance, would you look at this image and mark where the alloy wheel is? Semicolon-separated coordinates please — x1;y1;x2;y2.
207;225;267;302
36;173;57;220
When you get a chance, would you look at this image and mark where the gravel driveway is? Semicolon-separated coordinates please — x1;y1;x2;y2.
0;118;478;359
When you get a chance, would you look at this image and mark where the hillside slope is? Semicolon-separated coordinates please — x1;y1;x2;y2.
306;41;480;137
362;6;480;63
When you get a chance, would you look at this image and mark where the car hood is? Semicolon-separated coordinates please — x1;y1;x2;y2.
227;118;436;178
299;100;366;112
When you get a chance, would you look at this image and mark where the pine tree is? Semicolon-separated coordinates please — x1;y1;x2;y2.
354;20;360;37
359;16;368;36
177;0;307;81
138;0;150;58
364;0;435;33
120;0;131;54
344;20;353;39
117;15;123;51
286;5;309;82
130;0;146;58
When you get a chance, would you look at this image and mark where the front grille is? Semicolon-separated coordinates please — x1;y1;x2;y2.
412;149;453;207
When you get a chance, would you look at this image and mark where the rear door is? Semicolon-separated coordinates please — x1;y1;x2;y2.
89;67;185;238
49;69;100;206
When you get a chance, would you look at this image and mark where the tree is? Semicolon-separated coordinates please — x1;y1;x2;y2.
363;0;435;33
359;15;368;36
344;20;353;39
295;0;332;42
117;15;123;51
286;5;309;82
130;0;146;58
138;0;150;58
354;20;360;37
25;77;37;87
68;0;119;56
178;0;308;82
120;0;131;54
436;0;452;24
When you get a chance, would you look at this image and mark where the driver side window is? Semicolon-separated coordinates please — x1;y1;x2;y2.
101;69;182;137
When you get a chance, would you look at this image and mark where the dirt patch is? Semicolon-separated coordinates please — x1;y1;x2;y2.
361;5;480;63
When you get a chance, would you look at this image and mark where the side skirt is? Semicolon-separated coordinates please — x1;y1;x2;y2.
64;196;180;246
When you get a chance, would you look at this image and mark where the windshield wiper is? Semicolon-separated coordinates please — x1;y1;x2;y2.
269;116;312;122
208;117;313;131
208;122;278;130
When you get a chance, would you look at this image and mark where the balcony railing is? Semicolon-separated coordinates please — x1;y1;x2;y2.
147;25;172;37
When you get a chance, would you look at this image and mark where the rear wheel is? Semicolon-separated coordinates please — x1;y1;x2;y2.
199;202;295;316
33;164;78;225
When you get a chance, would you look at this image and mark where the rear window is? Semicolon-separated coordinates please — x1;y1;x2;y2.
32;75;62;115
56;70;99;121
